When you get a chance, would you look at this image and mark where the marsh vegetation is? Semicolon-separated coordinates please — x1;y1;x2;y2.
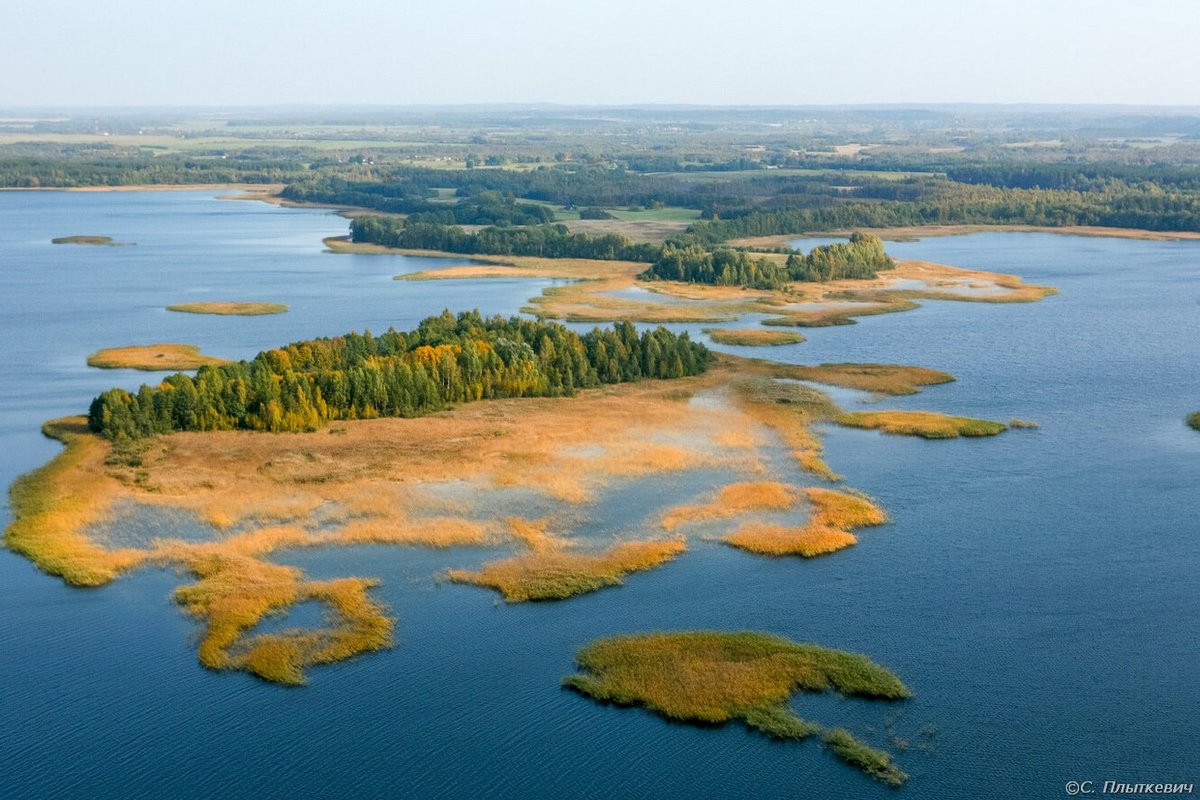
86;343;229;371
10;310;1031;689
835;410;1009;439
704;329;806;346
564;631;910;785
760;362;955;395
725;488;888;558
9;354;762;682
51;235;125;246
166;302;289;316
376;245;1055;330
447;540;686;602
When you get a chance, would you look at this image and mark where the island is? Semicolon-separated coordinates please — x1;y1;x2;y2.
51;235;130;246
836;410;1009;439
167;302;288;316
704;328;807;346
563;631;911;785
6;310;1029;686
87;343;230;371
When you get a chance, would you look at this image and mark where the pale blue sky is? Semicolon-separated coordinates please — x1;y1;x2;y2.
2;0;1198;106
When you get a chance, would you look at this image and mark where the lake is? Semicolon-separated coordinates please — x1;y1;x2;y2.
1;191;1197;799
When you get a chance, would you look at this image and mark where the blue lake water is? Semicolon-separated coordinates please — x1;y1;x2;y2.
1;192;1198;799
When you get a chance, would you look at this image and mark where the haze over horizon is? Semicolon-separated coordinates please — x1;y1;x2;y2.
3;0;1198;108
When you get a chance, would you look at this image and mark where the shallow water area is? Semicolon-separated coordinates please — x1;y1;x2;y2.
2;195;1198;799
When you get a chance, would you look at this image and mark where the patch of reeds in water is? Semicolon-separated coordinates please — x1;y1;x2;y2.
564;630;909;785
724;487;887;557
836;410;1008;439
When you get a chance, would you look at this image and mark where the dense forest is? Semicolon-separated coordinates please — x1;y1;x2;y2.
642;245;786;289
87;312;711;439
641;233;893;288
784;233;894;281
349;216;660;261
943;163;1200;192
284;176;559;225
282;169;737;214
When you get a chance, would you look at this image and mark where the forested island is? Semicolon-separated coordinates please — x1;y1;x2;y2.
349;215;893;289
641;233;893;288
87;311;710;439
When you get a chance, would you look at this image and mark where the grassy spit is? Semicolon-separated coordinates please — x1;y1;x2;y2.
761;361;955;396
729;373;842;480
660;481;796;531
447;539;687;602
836;410;1009;439
704;328;807;346
564;631;910;786
3;418;145;586
1188;412;1200;431
725;488;888;557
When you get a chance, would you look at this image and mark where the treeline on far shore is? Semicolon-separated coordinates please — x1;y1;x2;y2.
87;311;712;439
281;166;1200;235
684;186;1200;241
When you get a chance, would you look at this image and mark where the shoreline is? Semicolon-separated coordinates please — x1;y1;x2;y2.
9;183;1200;242
0;184;406;220
4;185;1198;243
2;183;286;194
323;235;492;259
332;237;1057;325
732;224;1200;247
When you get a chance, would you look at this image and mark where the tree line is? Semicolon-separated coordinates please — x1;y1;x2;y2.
283;177;557;225
349;216;660;261
87;311;712;440
687;183;1200;241
280;167;740;214
945;163;1200;192
0;155;305;188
